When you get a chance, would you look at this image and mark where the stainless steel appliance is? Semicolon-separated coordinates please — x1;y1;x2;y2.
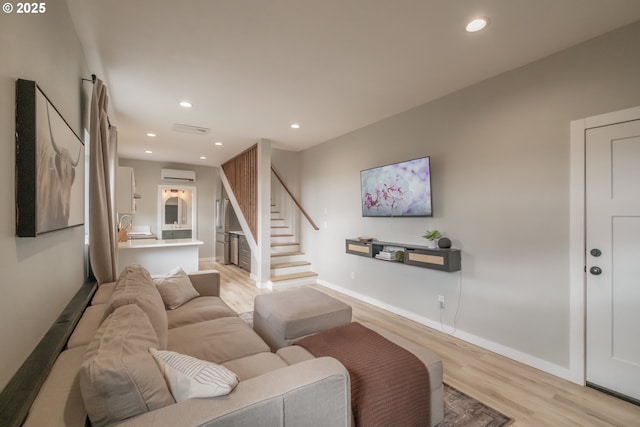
215;199;231;264
230;233;239;265
215;232;230;264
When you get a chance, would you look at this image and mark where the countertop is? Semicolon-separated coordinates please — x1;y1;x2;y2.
118;238;204;250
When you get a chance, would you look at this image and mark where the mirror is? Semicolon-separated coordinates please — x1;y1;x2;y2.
158;185;197;239
164;196;186;225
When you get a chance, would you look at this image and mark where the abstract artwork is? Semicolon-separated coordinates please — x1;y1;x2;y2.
360;156;432;217
15;79;85;237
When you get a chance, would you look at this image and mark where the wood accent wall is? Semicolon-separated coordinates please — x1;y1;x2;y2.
221;144;257;240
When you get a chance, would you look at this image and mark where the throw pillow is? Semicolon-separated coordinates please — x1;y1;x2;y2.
153;266;200;309
150;348;239;402
79;305;174;427
104;264;169;349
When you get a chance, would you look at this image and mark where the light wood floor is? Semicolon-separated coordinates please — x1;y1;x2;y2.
201;260;640;427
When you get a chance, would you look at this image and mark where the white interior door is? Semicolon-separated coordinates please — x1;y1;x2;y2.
586;119;640;401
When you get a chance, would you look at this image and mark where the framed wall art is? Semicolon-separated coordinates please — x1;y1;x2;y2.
15;79;85;237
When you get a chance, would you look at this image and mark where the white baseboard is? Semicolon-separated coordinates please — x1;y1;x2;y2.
318;279;576;383
255;277;272;290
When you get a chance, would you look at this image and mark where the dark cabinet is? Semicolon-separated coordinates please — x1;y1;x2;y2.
238;235;251;272
162;229;192;240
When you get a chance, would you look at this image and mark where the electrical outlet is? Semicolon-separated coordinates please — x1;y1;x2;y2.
350;271;355;280
438;295;445;309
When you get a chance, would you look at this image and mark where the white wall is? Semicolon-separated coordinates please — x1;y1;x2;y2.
118;159;218;258
0;4;89;389
297;22;640;376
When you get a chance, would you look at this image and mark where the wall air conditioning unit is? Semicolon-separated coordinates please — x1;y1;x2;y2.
161;169;196;183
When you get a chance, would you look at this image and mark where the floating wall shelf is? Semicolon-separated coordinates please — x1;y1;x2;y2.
345;239;461;272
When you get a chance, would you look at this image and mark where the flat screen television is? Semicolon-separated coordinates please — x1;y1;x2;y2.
360;156;432;217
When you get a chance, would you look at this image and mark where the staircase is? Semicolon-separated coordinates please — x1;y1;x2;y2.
269;205;318;288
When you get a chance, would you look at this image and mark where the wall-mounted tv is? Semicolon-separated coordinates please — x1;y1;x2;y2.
360;156;432;217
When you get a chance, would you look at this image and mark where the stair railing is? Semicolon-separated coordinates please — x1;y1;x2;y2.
271;166;319;231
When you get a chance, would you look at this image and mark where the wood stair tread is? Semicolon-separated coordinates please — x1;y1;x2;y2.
271;261;311;269
271;218;285;221
271;225;288;229
271;271;318;282
271;233;294;237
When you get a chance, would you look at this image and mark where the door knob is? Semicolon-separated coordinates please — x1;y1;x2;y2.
590;248;602;257
590;266;602;275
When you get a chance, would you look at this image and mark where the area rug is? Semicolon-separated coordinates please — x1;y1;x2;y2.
439;384;513;427
238;311;513;427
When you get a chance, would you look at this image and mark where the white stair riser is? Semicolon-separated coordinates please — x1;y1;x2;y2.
271;264;311;276
271;276;319;289
271;244;299;253
271;254;306;263
271;235;295;244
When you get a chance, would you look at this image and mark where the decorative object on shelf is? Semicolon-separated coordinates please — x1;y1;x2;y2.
438;237;452;249
374;245;404;262
422;230;441;249
118;215;132;242
357;236;374;242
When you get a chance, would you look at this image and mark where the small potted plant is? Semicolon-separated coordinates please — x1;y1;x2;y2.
422;230;441;249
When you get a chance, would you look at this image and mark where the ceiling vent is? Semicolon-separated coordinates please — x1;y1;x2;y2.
161;169;196;182
172;123;210;136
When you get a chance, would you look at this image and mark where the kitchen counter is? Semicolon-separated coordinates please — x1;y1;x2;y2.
119;238;203;249
118;239;203;274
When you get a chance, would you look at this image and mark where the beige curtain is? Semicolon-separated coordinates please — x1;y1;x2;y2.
89;79;118;284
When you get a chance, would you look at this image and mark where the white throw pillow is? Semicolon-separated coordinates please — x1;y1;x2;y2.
150;348;239;402
153;266;200;309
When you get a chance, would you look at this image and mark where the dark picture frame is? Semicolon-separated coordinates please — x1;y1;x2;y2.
15;79;85;237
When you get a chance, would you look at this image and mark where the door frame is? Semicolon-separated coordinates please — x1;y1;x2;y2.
569;105;640;385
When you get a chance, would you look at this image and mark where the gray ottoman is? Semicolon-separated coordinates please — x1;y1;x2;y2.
254;287;352;351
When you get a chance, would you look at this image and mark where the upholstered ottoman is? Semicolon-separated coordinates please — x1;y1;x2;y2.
253;287;352;350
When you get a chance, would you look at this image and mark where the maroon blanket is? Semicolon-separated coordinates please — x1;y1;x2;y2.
296;322;430;427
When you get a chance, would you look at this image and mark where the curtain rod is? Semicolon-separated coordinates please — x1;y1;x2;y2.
82;74;97;84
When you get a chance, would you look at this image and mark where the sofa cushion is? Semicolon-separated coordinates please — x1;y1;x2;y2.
79;304;175;427
222;352;288;381
153;266;200;309
91;281;115;305
67;304;107;349
104;264;169;349
166;296;238;329
276;345;315;366
168;317;270;364
22;346;88;427
150;348;239;402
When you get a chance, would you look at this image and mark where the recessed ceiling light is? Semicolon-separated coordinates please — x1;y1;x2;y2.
145;150;153;154
290;123;301;129
200;156;207;160
466;17;489;32
146;132;156;137
179;101;192;108
214;141;223;146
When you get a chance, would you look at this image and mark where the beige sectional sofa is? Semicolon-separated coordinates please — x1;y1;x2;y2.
23;265;350;427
